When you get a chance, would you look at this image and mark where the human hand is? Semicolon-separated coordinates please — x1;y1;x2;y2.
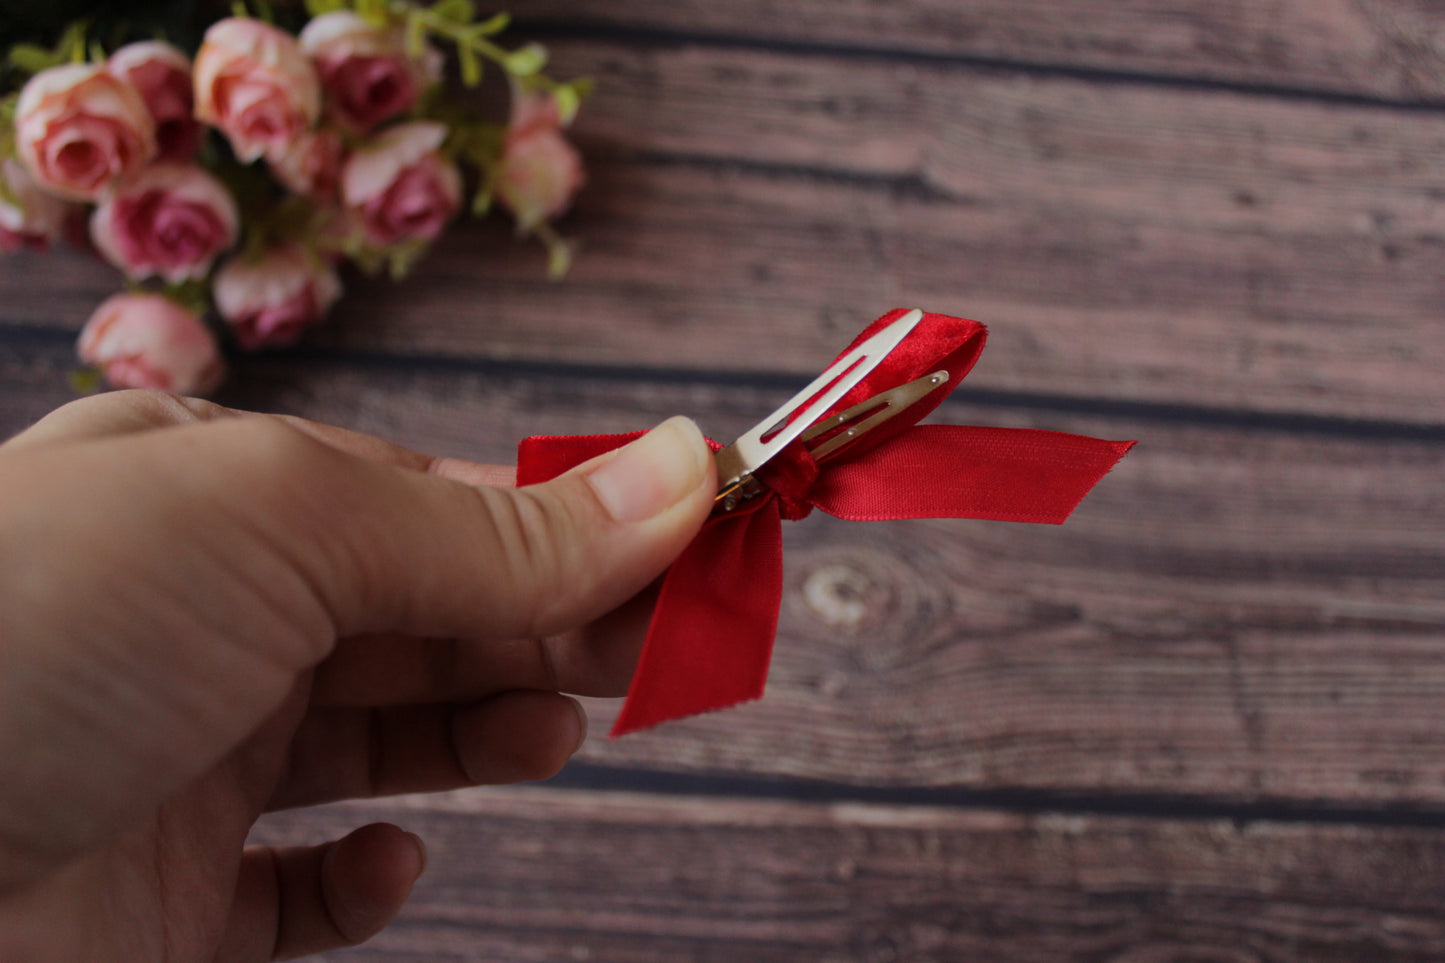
0;389;715;961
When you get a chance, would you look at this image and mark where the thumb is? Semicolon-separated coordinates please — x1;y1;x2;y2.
316;414;717;642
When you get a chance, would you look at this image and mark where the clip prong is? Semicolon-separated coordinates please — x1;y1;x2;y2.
799;369;950;462
713;309;942;512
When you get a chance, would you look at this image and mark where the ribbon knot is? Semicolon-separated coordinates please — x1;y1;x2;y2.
517;310;1135;735
757;444;822;520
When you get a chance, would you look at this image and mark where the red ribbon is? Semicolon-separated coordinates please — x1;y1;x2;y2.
517;310;1135;735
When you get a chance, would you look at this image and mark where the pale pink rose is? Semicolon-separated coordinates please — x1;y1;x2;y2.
77;292;224;395
341;121;461;245
266;127;345;200
194;17;321;162
300;11;442;133
90;162;239;283
213;243;342;350
496;92;585;231
107;41;201;161
14;63;156;201
0;158;75;251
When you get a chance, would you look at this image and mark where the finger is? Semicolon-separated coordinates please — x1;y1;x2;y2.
1;388;518;486
216;823;426;962
266;690;587;811
312;580;661;706
0;389;236;450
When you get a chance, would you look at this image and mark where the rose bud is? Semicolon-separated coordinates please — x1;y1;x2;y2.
194;17;321;162
90;162;239;283
14;63;157;201
496;91;585;232
77;291;225;395
266;126;346;200
107;41;202;162
341;121;462;246
0;158;75;251
299;10;442;134
213;243;342;350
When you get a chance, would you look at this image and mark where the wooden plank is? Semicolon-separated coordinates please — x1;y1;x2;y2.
4;43;1443;420
518;0;1445;102
248;788;1445;962
4;345;1441;803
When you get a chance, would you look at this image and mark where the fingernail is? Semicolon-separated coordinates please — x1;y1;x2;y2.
570;699;590;753
585;416;709;523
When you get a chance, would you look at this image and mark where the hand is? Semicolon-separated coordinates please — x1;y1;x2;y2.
0;389;715;961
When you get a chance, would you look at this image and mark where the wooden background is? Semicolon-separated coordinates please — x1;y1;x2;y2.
3;0;1445;959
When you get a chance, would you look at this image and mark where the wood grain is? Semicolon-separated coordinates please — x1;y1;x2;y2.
517;0;1445;102
5;344;1440;803
248;787;1445;962
6;41;1443;420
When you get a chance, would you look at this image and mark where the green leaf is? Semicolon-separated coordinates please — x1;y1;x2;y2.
57;21;88;63
303;0;343;17
473;11;510;35
428;0;474;24
470;183;492;216
7;43;60;75
553;84;581;126
404;9;426;58
68;367;103;395
503;43;547;77
545;237;573;279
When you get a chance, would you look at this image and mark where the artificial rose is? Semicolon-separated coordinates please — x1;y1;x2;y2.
496;91;585;231
193;17;321;162
90;162;239;283
299;10;442;133
0;158;74;251
77;292;224;395
213;243;342;350
107;41;201;161
13;63;156;201
266;127;345;200
341;121;461;245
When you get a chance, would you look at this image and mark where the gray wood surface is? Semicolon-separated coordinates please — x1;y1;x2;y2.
2;1;1444;959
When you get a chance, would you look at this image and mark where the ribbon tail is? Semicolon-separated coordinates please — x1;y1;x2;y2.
810;425;1135;523
611;505;783;736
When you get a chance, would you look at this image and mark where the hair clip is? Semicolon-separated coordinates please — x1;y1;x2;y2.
516;308;1136;735
713;308;949;513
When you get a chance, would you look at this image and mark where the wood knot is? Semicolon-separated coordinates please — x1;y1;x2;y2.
801;563;877;630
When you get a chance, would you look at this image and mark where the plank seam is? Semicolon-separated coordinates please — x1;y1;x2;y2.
3;326;1442;442
548;762;1445;830
514;18;1445;115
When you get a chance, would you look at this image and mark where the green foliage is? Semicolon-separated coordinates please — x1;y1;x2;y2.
502;42;545;76
428;0;475;25
303;0;348;16
68;367;103;395
7;43;61;74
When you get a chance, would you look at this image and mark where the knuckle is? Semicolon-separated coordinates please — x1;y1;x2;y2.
467;483;591;638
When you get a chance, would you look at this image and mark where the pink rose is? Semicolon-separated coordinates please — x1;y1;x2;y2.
90;162;239;283
108;41;201;162
213;243;342;350
194;17;321;162
0;158;74;251
300;11;442;133
266;127;345;200
77;292;224;395
341;121;461;246
13;63;156;201
496;92;585;231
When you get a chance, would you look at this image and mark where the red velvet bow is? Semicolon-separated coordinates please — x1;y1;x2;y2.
517;310;1135;735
